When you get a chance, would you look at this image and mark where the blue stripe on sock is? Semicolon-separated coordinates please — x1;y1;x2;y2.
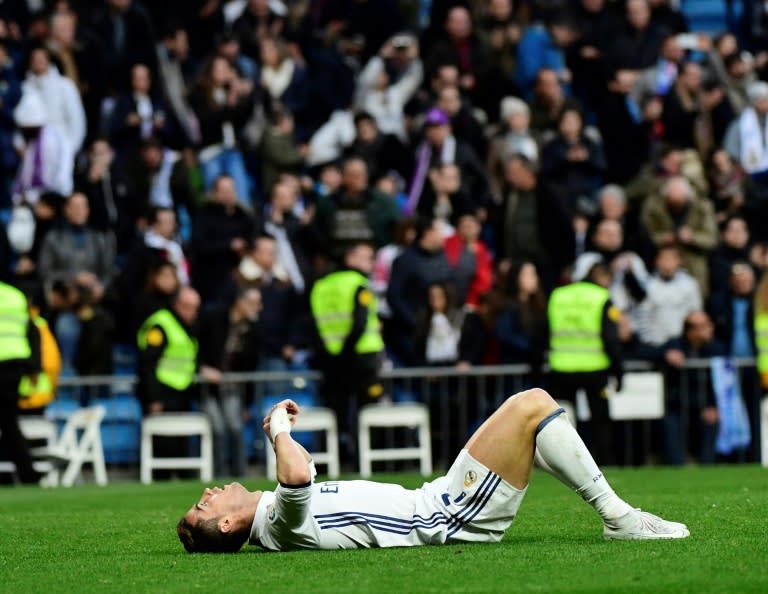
535;407;566;437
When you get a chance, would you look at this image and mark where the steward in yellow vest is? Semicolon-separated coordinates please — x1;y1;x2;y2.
309;243;385;442
0;281;43;483
136;287;201;414
546;261;623;466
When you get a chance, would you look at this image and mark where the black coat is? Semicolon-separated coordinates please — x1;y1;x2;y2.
190;201;257;304
197;305;261;372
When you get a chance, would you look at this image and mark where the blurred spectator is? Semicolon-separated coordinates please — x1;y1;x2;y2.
724;81;768;242
705;34;754;115
189;55;255;205
491;153;574;289
514;13;578;98
74;137;132;255
413;281;467;453
625;144;708;206
495;259;548;372
10;192;64;287
305;106;355;169
22;45;86;154
354;32;422;142
444;210;493;307
706;148;747;225
540;105;606;209
634;245;702;351
405;107;488;217
386;217;452;366
73;281;114;378
108;63;167;156
590;184;656;266
215;30;259;82
641;175;718;295
662;61;730;157
12;89;74;204
260;107;306;193
262;180;315;293
237;234;302;394
232;0;286;61
709;262;757;362
661;310;723;465
476;0;522;117
88;0;157;93
371;217;418;351
131;260;180;336
418;163;474;234
45;9;105;142
528;67;581;138
606;0;666;71
155;25;200;148
630;33;685;104
260;36;309;125
38;191;115;294
435;83;486;158
198;286;263;478
597;68;656;185
0;40;21;208
314;156;401;263
580;220;651;327
486;96;538;200
344;111;410;183
425;5;491;103
122;137;197;229
709;216;752;295
190;174;256;305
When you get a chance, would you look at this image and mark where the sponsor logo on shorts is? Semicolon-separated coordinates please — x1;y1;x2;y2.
463;470;478;488
267;505;277;522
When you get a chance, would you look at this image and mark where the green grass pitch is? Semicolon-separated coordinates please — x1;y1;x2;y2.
1;466;766;593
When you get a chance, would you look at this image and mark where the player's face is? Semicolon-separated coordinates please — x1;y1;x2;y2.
185;482;252;524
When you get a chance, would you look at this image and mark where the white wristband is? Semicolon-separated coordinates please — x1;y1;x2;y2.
270;408;292;442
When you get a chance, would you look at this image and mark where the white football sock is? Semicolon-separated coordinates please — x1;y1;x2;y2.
534;409;633;522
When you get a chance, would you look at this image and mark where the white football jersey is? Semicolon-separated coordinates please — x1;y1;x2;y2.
248;451;526;551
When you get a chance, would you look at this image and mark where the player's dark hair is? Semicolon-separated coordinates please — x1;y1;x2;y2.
176;516;248;553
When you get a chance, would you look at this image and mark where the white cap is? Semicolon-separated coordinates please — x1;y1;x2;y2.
747;81;768;104
500;96;530;120
14;91;47;128
571;252;603;282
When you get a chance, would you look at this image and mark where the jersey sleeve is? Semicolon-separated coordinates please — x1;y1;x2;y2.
272;482;313;531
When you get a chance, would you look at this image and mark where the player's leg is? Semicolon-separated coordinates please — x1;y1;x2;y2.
464;387;559;489
466;387;689;539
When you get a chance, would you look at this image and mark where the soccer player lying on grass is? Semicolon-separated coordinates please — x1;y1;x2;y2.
177;389;689;553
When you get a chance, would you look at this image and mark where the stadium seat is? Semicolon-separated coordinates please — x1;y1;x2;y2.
761;397;768;467
265;406;340;480
358;402;432;478
48;405;109;487
93;395;142;464
140;413;213;484
0;416;60;485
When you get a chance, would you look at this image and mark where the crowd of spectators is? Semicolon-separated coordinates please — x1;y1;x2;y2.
1;0;767;463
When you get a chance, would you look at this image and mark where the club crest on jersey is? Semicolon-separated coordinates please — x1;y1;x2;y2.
267;505;277;522
463;470;478;488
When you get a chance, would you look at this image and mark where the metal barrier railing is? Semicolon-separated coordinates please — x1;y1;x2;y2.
55;358;763;469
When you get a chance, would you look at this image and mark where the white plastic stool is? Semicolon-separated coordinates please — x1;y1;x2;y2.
0;417;60;485
140;413;213;484
48;405;109;487
358;403;432;478
266;407;340;480
761;397;768;467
